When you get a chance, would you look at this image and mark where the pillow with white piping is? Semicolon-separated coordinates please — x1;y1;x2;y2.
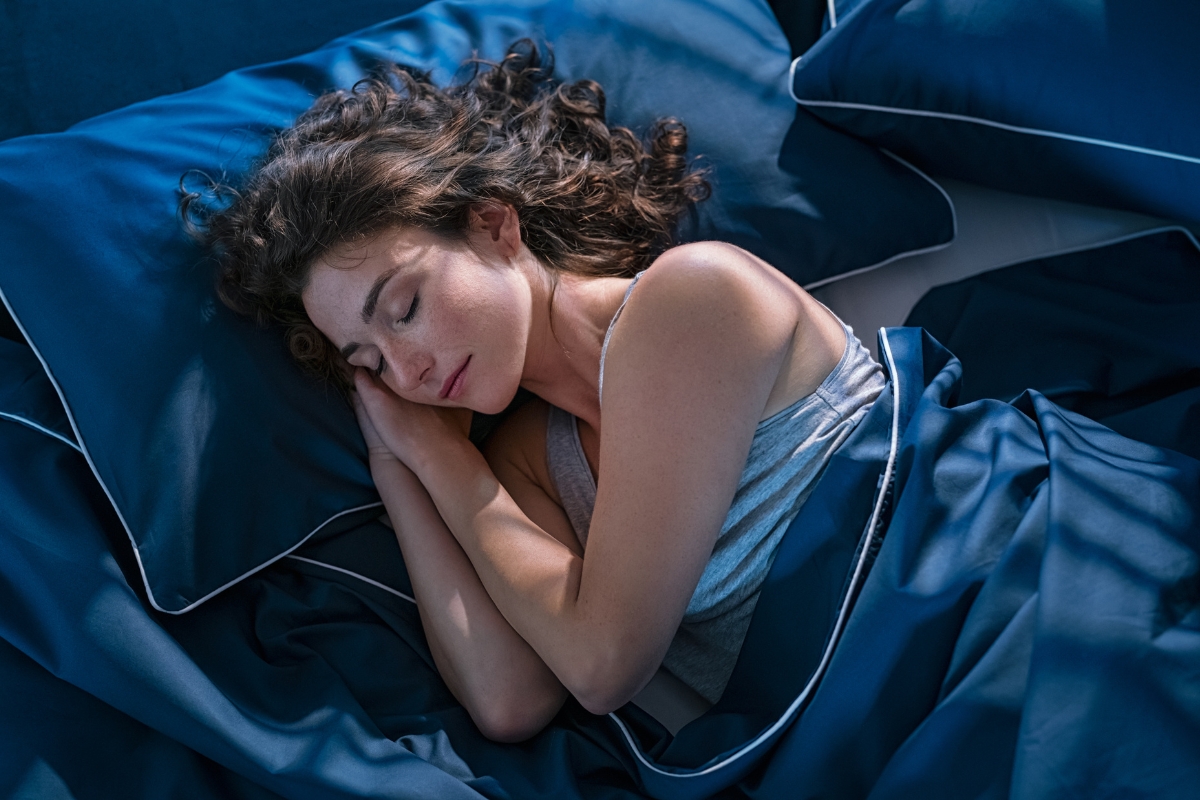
0;0;953;614
791;0;1200;225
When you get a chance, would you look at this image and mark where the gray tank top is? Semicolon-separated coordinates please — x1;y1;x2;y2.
546;271;885;703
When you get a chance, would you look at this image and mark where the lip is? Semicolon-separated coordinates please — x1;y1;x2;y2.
439;356;470;400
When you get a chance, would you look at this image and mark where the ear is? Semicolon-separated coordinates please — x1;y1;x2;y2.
468;202;522;259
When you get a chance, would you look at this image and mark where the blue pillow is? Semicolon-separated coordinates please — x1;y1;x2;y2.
0;0;952;613
0;0;430;141
790;0;1200;225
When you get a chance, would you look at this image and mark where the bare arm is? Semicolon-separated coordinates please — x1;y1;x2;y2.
358;244;815;715
355;397;568;741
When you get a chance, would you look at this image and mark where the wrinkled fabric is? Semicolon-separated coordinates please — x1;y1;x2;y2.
792;0;1200;224
907;228;1200;461
3;327;1197;798
0;0;953;614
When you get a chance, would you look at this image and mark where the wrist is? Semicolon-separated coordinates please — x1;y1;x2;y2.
368;449;422;489
408;429;480;486
368;447;401;467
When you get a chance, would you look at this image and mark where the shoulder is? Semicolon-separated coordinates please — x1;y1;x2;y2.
614;242;800;361
638;241;764;302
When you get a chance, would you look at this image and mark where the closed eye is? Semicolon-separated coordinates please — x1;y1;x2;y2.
400;294;420;324
373;294;418;378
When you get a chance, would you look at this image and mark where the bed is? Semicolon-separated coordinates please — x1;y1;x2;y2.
2;0;1198;797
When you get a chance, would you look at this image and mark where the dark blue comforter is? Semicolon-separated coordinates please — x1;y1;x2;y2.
2;326;1197;799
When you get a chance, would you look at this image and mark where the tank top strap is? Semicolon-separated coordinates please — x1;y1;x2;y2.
545;404;597;550
598;270;646;405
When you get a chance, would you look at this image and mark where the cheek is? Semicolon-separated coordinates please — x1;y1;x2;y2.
488;282;530;353
458;274;526;340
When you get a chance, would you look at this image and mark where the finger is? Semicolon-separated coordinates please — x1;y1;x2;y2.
354;369;388;408
351;371;384;423
353;367;376;395
351;392;371;425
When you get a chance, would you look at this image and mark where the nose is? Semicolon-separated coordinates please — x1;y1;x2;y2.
382;340;434;394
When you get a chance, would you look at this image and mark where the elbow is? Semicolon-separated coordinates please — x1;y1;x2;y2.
566;648;656;717
470;681;568;744
575;689;631;718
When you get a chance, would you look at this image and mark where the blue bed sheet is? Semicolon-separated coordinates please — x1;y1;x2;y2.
3;322;1197;798
906;228;1200;462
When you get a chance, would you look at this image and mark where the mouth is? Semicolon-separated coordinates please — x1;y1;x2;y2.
439;356;470;401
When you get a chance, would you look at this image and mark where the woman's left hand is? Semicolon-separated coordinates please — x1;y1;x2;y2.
353;368;473;470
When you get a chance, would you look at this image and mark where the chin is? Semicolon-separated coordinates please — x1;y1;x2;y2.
473;395;513;416
473;380;522;416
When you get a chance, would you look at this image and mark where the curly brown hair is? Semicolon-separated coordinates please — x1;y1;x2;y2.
180;41;710;387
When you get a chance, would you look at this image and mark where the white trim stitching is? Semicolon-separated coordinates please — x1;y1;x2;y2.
156;227;1199;616
604;328;903;781
801;149;958;291
286;555;416;605
978;224;1200;276
0;411;82;453
792;99;1200;167
164;501;385;615
818;222;1199;294
0;282;384;616
787;55;962;288
787;62;961;291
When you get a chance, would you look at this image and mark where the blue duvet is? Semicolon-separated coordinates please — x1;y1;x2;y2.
2;326;1197;799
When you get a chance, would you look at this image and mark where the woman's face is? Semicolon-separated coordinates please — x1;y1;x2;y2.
302;215;533;415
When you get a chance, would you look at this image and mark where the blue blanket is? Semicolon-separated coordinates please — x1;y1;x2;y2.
3;326;1197;798
907;228;1200;462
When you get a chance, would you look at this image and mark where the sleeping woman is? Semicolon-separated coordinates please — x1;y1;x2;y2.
183;43;884;743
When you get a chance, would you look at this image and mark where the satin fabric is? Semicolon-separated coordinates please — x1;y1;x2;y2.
3;326;1197;798
791;0;1200;225
907;228;1200;462
0;0;952;614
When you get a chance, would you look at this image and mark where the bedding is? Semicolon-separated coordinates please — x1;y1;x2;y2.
789;0;1200;225
0;0;953;616
0;0;431;142
3;325;1198;798
906;228;1200;461
4;0;1200;797
811;177;1174;359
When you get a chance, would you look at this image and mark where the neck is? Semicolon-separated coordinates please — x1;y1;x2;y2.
519;270;632;430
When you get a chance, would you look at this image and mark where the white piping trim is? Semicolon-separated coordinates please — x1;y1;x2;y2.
165;501;384;615
0;411;82;453
0;284;156;605
815;222;1199;295
0;282;385;615
787;61;960;291
802;150;959;291
787;55;808;106
792;100;1200;167
605;328;904;781
286;555;416;605
827;0;838;29
978;224;1200;277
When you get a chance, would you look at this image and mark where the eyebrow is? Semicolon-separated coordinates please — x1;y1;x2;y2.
337;268;399;360
362;268;399;324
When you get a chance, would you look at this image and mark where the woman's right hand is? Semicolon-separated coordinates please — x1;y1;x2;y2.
352;387;399;464
353;367;474;475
